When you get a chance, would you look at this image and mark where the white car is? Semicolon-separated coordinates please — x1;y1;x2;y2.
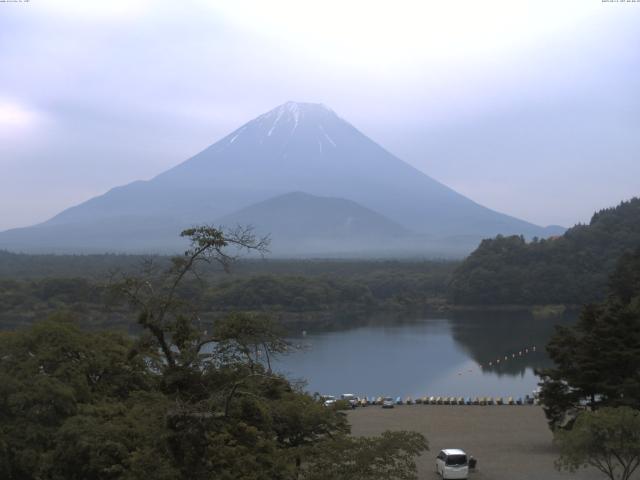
436;449;469;479
381;396;395;408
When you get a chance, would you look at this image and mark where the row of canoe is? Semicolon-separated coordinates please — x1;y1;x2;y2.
357;395;538;406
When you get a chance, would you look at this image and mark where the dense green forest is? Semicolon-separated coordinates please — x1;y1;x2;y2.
449;198;640;305
0;256;455;331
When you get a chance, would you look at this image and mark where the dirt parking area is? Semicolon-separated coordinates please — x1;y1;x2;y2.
348;405;626;480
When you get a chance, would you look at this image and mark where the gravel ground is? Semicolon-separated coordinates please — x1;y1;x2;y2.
348;405;629;480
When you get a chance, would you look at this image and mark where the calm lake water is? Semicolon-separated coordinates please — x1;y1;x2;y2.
274;311;575;399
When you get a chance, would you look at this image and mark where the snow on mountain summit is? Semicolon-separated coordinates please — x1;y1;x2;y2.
221;101;341;152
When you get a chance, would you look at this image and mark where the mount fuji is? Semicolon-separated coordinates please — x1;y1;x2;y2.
0;102;563;256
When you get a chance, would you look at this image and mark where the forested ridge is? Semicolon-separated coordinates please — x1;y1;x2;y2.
1;198;639;332
449;198;640;305
0;259;454;332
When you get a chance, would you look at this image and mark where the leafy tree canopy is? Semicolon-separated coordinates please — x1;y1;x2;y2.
554;407;640;480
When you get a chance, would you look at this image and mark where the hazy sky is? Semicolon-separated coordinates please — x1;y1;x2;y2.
1;0;639;231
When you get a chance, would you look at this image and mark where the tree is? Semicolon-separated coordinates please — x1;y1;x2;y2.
113;225;269;370
537;248;640;429
302;431;428;480
554;407;640;480
212;312;289;373
0;318;159;480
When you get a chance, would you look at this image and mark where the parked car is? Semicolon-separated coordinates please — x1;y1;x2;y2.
321;395;336;407
340;393;358;408
436;449;469;479
382;396;395;408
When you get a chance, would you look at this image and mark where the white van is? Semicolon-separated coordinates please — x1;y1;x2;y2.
436;449;469;479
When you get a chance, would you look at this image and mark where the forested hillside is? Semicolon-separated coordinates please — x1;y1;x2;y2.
449;198;640;305
0;258;455;331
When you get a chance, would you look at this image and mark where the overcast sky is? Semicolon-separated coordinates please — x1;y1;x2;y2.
1;0;639;231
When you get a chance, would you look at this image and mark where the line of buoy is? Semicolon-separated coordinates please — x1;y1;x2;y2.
484;345;537;368
448;345;538;377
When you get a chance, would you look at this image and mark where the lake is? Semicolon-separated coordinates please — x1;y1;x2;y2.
274;311;575;399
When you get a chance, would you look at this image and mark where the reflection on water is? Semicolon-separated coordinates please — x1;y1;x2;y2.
274;311;576;398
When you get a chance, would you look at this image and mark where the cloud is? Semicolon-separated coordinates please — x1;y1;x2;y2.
209;0;602;72
34;0;153;21
0;99;44;142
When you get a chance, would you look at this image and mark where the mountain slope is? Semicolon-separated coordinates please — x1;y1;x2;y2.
217;192;413;256
449;197;640;305
0;101;562;254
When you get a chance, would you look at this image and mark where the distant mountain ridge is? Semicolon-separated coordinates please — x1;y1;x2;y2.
0;101;563;255
217;192;414;256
